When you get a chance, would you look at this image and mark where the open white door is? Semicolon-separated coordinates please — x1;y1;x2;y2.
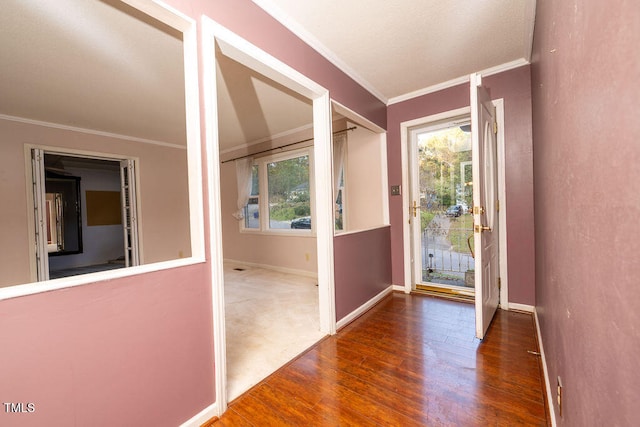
471;74;500;340
31;148;49;281
120;159;139;267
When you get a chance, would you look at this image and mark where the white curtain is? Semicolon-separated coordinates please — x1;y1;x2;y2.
233;157;253;220
332;132;347;201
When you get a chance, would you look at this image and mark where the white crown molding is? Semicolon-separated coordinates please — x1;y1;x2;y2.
388;58;530;105
251;0;388;104
0;113;185;149
523;0;537;62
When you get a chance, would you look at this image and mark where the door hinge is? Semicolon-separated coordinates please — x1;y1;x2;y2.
493;121;498;134
498;277;501;290
496;200;500;212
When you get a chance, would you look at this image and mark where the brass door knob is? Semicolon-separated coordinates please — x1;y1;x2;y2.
474;224;491;233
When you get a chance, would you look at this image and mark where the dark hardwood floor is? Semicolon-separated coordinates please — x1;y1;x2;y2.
210;292;548;426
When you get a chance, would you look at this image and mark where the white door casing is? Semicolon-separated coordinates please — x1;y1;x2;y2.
31;148;49;281
120;159;140;267
470;73;500;340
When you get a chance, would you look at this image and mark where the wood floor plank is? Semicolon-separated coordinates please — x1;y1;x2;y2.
212;293;549;426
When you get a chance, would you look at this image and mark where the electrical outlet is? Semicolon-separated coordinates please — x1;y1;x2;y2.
557;376;563;417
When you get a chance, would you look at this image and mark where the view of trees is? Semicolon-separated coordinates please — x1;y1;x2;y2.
267;155;310;221
418;126;472;211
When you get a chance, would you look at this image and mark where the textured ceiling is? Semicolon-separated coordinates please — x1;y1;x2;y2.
0;0;187;145
216;51;313;152
254;0;536;102
1;0;536;149
0;0;313;150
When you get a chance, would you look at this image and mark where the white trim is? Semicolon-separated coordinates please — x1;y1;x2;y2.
0;257;204;301
380;132;390;226
239;146;315;235
494;99;509;309
336;285;394;330
251;0;387;104
523;1;537;62
201;16;336;416
219;123;314;155
0;114;186;150
210;22;326;99
507;303;534;313
534;308;558;426
201;18;228;417
400;100;508;309
179;402;218;427
1;0;204;302
333;224;390;238
388;59;530;105
331;99;386;134
313;92;337;336
400;116;412;293
392;284;406;293
120;0;193;31
400;107;470;294
224;259;318;279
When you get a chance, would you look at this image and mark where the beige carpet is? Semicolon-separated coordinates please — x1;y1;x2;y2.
224;263;325;401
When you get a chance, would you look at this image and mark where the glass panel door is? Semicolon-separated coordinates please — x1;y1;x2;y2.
415;123;475;291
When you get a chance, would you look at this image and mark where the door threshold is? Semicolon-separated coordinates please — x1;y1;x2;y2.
414;284;474;303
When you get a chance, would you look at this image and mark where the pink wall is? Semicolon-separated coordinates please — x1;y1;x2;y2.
0;0;389;425
334;227;392;321
0;265;214;426
531;0;640;424
386;66;536;305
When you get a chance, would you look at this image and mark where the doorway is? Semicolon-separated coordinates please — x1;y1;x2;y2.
401;97;509;328
202;18;336;413
31;149;139;281
409;118;475;297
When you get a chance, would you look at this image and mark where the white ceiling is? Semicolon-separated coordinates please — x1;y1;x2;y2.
0;0;187;146
0;0;536;150
254;0;537;103
0;0;313;150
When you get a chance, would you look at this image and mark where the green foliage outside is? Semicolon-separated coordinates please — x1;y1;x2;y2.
267;155;310;222
420;210;435;232
418;127;472;210
448;214;474;254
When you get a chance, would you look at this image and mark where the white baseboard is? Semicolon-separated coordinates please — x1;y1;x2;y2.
507;302;534;313
534;308;557;426
179;402;218;427
336;285;393;330
223;259;318;279
392;284;406;292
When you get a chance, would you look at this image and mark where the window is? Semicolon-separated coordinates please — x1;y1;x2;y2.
241;149;312;233
335;167;344;231
243;165;259;229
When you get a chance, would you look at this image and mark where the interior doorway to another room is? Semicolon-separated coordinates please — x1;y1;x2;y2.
31;149;139;281
214;43;326;401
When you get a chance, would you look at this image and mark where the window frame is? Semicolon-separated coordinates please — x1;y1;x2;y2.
239;147;315;236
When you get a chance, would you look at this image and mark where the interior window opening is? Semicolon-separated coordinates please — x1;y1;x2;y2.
330;106;388;234
32;151;138;281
